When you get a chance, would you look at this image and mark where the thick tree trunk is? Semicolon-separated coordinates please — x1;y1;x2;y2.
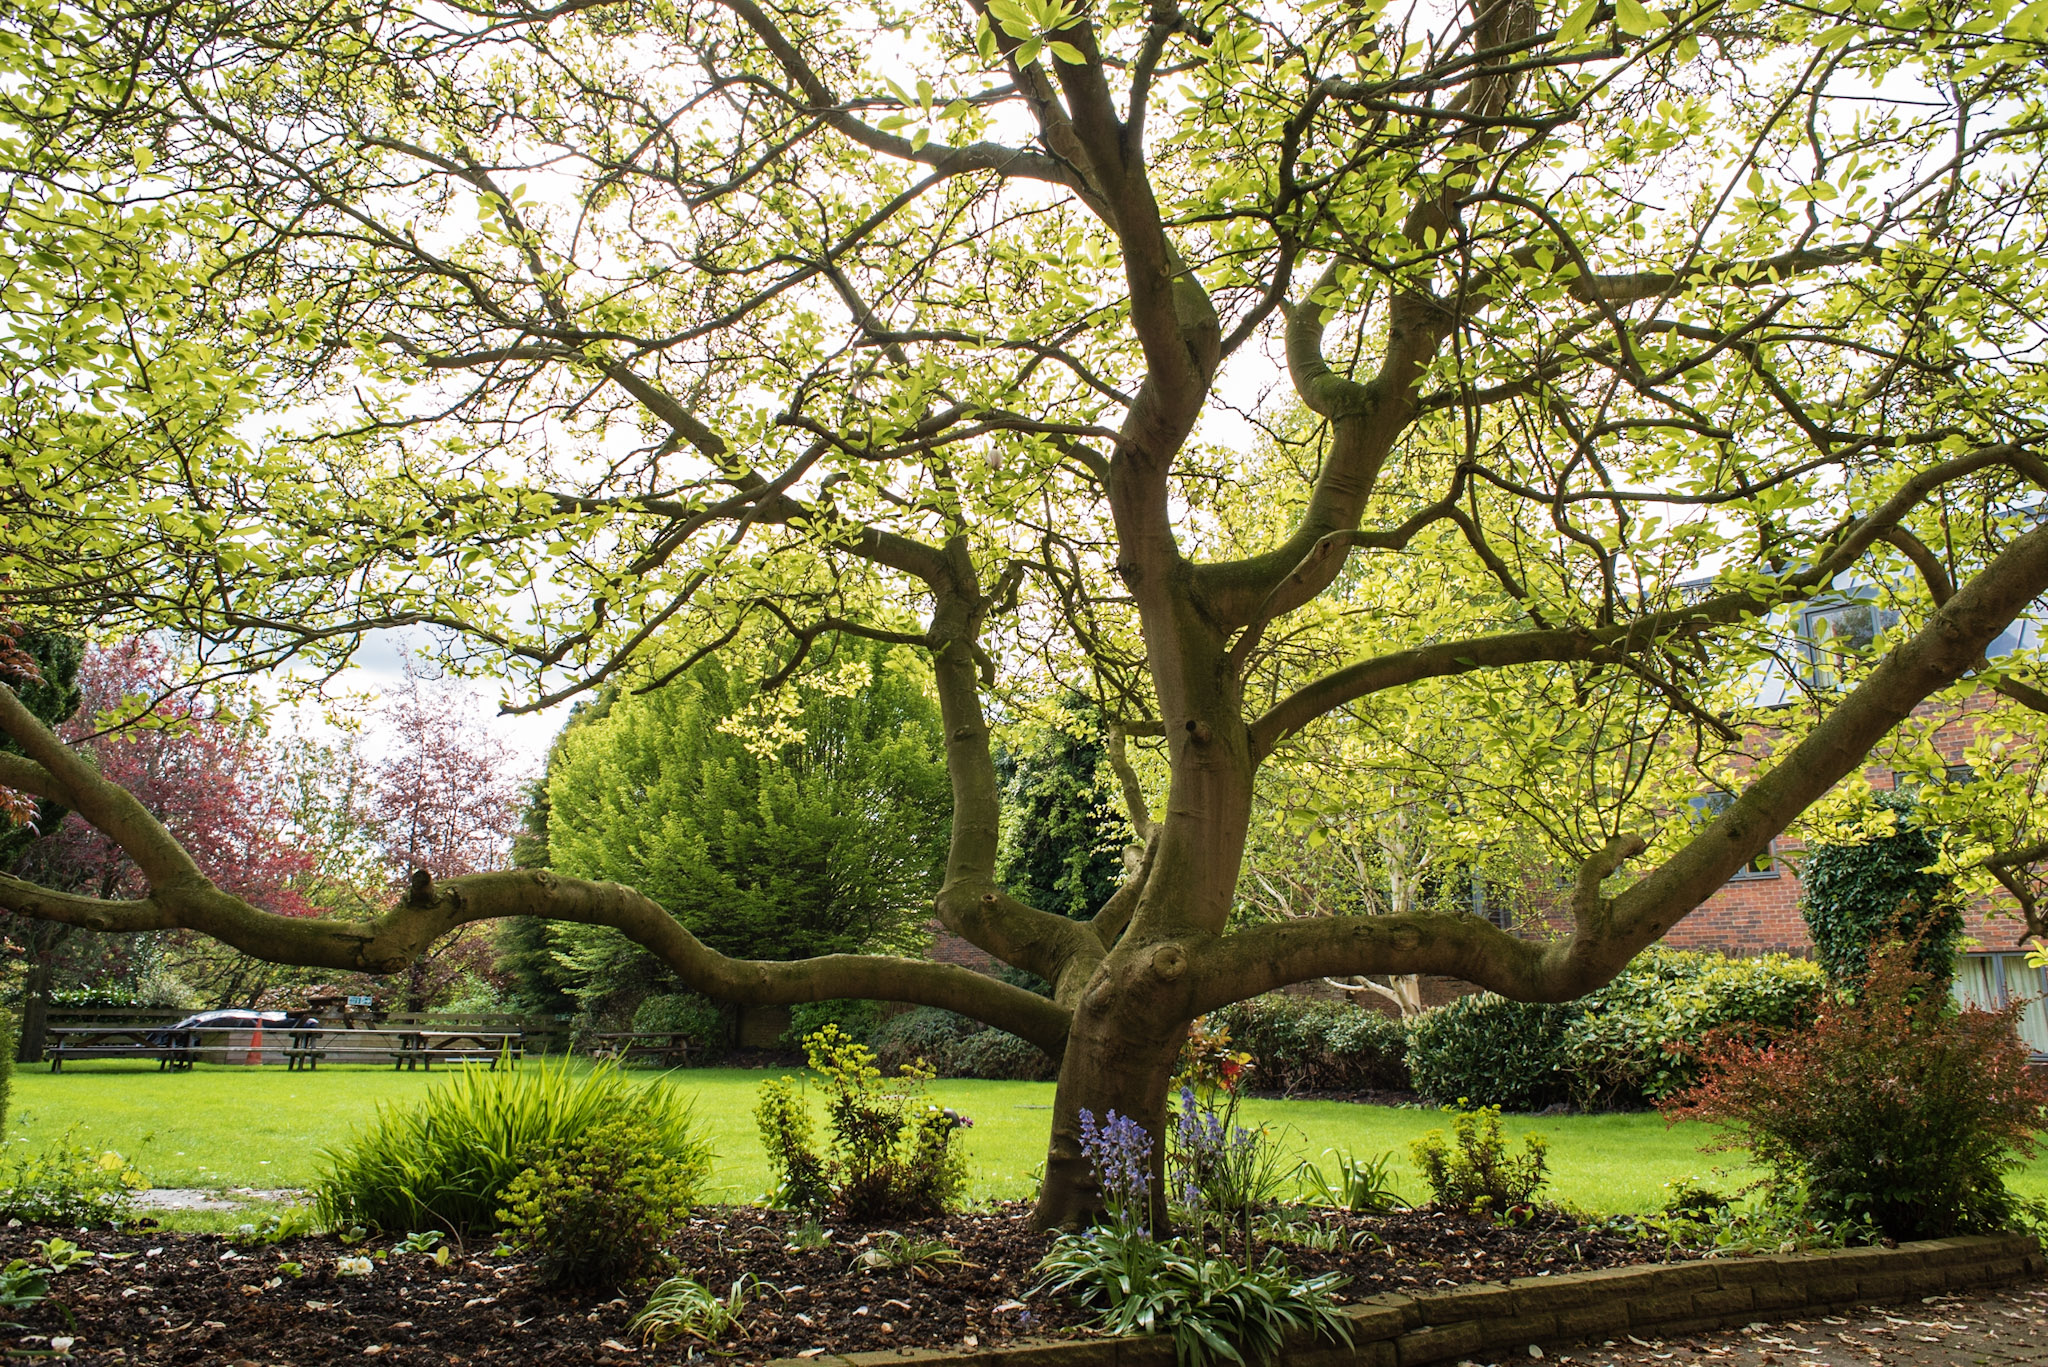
1030;954;1190;1231
16;955;52;1065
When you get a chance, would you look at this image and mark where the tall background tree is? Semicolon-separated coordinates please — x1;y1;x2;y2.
5;0;2048;1225
528;639;950;1018
994;695;1130;920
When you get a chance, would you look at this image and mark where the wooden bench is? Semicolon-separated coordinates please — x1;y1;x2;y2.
590;1031;695;1068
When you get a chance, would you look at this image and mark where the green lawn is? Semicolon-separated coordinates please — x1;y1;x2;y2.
11;1062;2047;1216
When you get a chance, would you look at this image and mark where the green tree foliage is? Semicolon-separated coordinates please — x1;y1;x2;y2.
995;699;1127;919
539;642;949;1010
1799;793;1963;989
11;0;2048;1227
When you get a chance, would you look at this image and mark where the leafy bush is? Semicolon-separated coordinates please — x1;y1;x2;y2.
1410;1103;1550;1216
0;1127;146;1227
1035;1226;1355;1367
1664;938;2048;1240
1643;1179;1876;1255
868;1002;1054;1080
1406;995;1577;1110
1799;792;1962;989
1559;949;1823;1107
497;1115;697;1286
631;993;727;1056
868;1006;977;1074
1408;949;1824;1111
1208;996;1409;1094
754;1026;971;1221
314;1059;709;1235
945;1027;1057;1080
782;999;884;1049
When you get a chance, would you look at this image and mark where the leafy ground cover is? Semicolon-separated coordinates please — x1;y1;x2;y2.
13;1064;2048;1214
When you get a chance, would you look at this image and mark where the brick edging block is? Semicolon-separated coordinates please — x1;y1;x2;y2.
764;1233;2047;1367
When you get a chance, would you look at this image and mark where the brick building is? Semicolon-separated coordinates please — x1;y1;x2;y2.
1672;687;2047;1059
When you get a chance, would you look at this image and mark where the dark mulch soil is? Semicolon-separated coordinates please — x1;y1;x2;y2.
4;1204;1692;1365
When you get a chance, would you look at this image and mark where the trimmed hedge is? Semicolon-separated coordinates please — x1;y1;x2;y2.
1405;947;1824;1111
944;1028;1058;1080
631;993;727;1058
1208;995;1411;1094
866;1006;1055;1080
781;999;886;1049
1407;994;1580;1111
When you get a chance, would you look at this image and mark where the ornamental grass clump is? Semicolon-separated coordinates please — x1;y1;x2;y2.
1035;1109;1353;1367
754;1025;972;1220
314;1058;708;1236
1664;936;2047;1241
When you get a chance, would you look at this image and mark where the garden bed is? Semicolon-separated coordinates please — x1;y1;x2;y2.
4;1204;1684;1365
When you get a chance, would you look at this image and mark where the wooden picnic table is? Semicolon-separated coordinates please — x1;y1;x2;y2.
590;1031;695;1068
284;1027;523;1071
45;1024;199;1072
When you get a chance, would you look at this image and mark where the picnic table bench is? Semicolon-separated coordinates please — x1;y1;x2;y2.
45;1025;200;1072
44;1023;522;1072
589;1031;695;1068
284;1027;522;1071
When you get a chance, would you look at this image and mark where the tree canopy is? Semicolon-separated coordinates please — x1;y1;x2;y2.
5;0;2048;1223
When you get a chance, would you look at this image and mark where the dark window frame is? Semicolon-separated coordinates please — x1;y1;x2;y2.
1688;791;1778;879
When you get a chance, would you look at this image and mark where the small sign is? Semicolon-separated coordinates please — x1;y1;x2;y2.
347;995;375;1007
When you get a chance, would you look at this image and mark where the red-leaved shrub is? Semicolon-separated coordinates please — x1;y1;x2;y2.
1662;938;2047;1241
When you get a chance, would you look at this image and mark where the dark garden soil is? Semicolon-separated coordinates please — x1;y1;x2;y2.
2;1204;1694;1365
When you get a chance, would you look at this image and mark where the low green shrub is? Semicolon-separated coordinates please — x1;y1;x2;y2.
755;1026;971;1221
313;1059;709;1235
1406;996;1578;1111
944;1028;1058;1080
0;1126;146;1227
631;993;727;1057
497;1114;697;1286
1560;949;1822;1107
1035;1226;1355;1367
782;999;884;1049
632;1273;760;1347
869;1006;977;1075
1409;1103;1549;1216
1408;949;1824;1111
1664;937;2048;1240
1209;996;1410;1094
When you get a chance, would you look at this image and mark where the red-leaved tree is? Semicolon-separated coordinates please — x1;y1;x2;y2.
8;639;316;1052
362;660;530;1010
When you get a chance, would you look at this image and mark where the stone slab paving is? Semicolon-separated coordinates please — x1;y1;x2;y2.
1515;1277;2048;1367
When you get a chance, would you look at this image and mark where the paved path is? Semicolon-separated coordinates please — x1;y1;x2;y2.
1523;1278;2048;1367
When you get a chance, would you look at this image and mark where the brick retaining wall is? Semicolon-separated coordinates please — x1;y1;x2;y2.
767;1233;2045;1367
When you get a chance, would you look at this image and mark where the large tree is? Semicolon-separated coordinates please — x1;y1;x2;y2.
5;0;2048;1226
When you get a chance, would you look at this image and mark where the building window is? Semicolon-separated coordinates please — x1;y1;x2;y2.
1891;763;1976;795
1688;791;1777;878
1470;873;1514;931
1801;599;1900;688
